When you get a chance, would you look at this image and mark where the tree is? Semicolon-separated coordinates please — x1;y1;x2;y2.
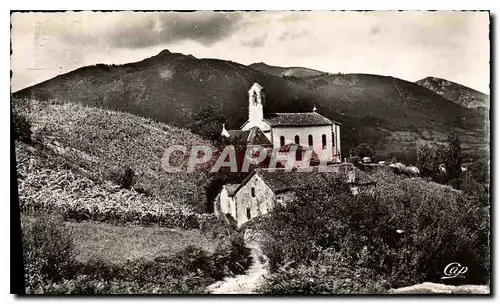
12;99;32;143
354;143;374;159
190;104;226;141
417;143;442;178
445;132;462;182
468;158;489;184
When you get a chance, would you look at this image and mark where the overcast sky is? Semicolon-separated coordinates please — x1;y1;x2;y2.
11;11;490;93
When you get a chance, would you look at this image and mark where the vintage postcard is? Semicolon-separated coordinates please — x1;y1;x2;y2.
11;11;490;295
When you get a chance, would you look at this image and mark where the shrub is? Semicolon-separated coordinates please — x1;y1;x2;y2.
108;166;136;190
348;156;361;167
199;215;237;239
212;233;253;279
354;143;374;159
12;103;32;143
258;262;388;294
22;215;77;293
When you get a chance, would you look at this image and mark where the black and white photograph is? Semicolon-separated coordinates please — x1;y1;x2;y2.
10;9;491;295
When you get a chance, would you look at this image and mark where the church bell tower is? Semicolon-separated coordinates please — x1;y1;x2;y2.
248;82;264;124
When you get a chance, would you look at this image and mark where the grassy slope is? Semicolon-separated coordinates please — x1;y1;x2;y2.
17;100;215;212
248;62;327;78
69;221;216;263
13;50;487;163
22;215;216;264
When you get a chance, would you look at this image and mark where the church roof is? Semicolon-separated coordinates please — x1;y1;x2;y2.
277;143;312;152
224;126;273;147
264;112;339;127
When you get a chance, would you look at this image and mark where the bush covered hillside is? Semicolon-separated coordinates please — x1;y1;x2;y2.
14;99;217;223
256;170;489;294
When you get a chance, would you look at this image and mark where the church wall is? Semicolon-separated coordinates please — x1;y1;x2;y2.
233;173;275;227
271;125;336;162
334;124;341;161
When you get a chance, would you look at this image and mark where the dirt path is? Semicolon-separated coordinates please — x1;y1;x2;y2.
389;282;490;294
206;231;268;294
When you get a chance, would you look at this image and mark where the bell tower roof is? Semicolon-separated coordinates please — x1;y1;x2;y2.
248;82;264;92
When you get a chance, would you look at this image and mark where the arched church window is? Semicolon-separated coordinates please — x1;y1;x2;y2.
308;134;313;147
295;150;302;161
253;91;258;106
322;134;327;149
294;135;300;145
280;136;285;147
246;207;251;220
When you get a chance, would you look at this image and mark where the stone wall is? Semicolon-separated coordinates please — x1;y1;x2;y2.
233;173;275;227
219;186;237;219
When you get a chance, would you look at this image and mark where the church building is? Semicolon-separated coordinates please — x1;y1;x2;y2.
222;83;342;162
214;83;370;227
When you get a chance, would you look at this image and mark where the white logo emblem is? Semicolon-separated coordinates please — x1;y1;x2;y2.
441;262;468;280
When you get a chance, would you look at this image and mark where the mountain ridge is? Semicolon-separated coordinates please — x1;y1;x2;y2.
249;62;327;78
13;49;488;163
415;76;489;109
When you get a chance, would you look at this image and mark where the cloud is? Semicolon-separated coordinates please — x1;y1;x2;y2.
278;29;310;41
49;12;244;49
370;24;381;35
11;11;490;93
241;33;268;48
110;12;245;48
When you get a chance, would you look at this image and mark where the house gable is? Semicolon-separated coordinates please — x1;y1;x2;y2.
232;172;275;226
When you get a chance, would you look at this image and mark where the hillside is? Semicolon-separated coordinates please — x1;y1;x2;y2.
299;73;488;161
249;62;327;78
415;77;489;109
13;50;488;163
14;100;217;219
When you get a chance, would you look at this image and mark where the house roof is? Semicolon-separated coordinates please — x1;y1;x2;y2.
263;112;340;127
257;169;334;193
231;164;374;196
224;184;240;196
224;126;273;147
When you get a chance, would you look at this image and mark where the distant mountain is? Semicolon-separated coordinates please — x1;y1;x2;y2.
13;50;488;163
249;62;327;78
416;77;489;109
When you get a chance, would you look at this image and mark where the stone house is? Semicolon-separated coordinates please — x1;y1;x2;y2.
217;164;375;227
